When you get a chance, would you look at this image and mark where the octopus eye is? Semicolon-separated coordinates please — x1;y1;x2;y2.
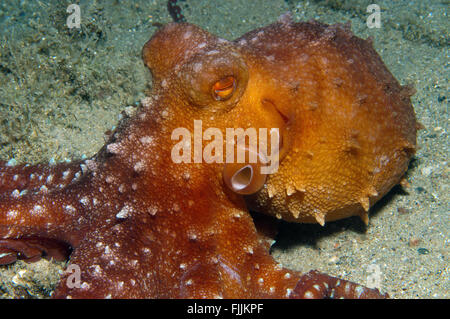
178;47;248;109
212;76;236;101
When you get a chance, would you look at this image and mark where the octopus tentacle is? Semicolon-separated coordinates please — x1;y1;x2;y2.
0;160;86;195
52;224;148;298
0;237;70;264
0;182;90;241
0;160;102;264
290;270;388;299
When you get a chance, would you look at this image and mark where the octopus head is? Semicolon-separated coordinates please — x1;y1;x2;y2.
142;21;417;225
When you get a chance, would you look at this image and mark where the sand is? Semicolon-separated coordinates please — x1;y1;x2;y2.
0;0;448;298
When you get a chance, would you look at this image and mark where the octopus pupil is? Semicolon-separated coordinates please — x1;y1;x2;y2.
212;76;236;101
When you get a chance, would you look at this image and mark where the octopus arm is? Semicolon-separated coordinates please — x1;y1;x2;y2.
51;222;152;298
290;270;388;299
0;160;85;194
0;165;95;264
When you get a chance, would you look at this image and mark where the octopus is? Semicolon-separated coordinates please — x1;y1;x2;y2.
0;14;417;298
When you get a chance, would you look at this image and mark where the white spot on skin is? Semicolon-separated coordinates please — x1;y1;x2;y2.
105;176;114;184
148;207;158;216
64;205;76;215
183;30;192;39
85;160;97;171
193;62;202;73
116;205;131;219
233;212;242;219
187;231;197;241
32;205;44;215
244;246;254;255
107;143;122;155
330;288;335;298
62;170;70;180
286;288;292;297
130;260;138;266
6;210;18;219
355;285;365;298
73;172;81;181
139;136;154;145
161;110;169;118
206;50;219;55
344;282;351;295
39;185;48;193
80;164;88;174
238;39;247;46
11;189;20;198
46;174;54;184
80;196;90;206
134;161;145;173
92;265;102;275
6;159;17;167
303;290;315;299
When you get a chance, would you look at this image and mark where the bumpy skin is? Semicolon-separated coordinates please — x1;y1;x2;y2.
0;16;416;298
240;19;417;225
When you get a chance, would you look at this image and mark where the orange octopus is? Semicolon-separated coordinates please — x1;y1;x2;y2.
0;15;417;298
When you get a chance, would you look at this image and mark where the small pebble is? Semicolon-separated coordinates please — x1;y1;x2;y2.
398;207;412;215
328;256;339;263
415;187;425;193
409;238;420;247
421;166;433;176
